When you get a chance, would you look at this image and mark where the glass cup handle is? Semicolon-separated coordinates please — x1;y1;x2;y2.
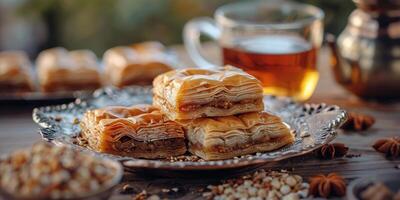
183;17;221;69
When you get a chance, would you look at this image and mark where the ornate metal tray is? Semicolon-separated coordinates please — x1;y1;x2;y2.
32;86;347;172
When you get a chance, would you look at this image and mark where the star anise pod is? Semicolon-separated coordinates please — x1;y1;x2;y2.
314;143;349;159
341;112;375;131
309;173;346;198
372;136;400;157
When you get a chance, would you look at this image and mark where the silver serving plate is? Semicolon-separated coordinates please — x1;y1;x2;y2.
32;86;347;172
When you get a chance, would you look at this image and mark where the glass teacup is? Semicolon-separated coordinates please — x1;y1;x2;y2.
184;0;324;101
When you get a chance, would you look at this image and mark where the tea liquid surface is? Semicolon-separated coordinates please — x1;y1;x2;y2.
222;35;318;101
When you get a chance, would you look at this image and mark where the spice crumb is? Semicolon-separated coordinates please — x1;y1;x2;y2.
132;190;148;200
54;116;63;122
345;153;361;158
72;117;80;124
161;188;170;193
168;155;204;162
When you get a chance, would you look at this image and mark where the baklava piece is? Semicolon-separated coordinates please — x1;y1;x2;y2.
130;41;166;53
36;47;101;92
0;51;35;92
80;105;187;159
103;42;172;86
153;66;264;120
183;111;294;160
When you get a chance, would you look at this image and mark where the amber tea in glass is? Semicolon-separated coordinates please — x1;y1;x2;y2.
222;35;318;100
184;0;324;101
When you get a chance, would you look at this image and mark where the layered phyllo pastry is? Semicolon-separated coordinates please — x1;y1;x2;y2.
153;66;264;120
36;47;101;92
103;42;172;87
182;111;294;160
80;104;187;159
0;51;35;92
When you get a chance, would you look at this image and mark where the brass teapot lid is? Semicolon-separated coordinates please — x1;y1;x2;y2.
353;0;400;12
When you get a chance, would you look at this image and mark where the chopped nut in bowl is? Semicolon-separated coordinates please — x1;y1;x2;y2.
0;142;123;200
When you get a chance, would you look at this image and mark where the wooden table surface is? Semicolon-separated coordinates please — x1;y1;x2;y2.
0;45;399;200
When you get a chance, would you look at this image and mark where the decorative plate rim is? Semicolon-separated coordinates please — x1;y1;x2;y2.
32;86;348;170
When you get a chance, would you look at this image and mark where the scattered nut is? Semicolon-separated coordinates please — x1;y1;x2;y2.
300;131;310;138
121;184;135;194
161;188;170;193
133;190;148;200
280;185;291;195
285;176;297;187
202;170;308;199
147;194;161;200
282;193;300;200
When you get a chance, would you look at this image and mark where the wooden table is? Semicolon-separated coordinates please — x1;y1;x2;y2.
0;45;399;200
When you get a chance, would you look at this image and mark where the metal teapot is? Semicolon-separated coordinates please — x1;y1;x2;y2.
327;0;400;100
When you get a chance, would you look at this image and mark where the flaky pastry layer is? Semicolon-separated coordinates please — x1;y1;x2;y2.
80;104;186;159
181;111;294;160
152;66;264;120
190;134;294;161
153;95;264;120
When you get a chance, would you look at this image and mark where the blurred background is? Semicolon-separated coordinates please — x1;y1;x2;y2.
0;0;354;57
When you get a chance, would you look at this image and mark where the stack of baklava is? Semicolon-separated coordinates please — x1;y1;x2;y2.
80;66;294;160
153;66;295;160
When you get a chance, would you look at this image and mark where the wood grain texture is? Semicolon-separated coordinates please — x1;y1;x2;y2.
0;45;399;200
